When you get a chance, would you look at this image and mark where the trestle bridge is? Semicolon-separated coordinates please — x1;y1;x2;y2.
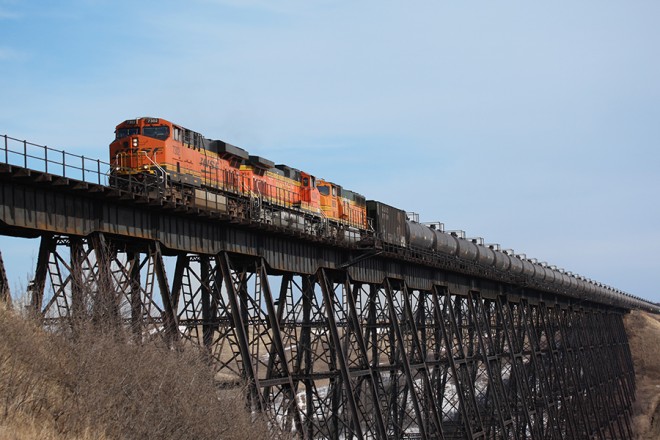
0;134;656;440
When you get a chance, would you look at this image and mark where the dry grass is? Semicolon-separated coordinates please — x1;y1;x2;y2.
0;304;271;440
625;310;660;440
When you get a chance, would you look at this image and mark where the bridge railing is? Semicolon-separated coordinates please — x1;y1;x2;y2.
2;135;110;186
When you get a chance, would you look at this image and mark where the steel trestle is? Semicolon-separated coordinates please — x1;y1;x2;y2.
21;233;638;440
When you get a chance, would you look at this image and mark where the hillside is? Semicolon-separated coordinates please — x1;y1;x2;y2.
625;310;660;439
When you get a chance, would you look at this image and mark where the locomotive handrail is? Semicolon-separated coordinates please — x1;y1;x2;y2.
113;152;125;170
138;150;167;178
316;204;330;235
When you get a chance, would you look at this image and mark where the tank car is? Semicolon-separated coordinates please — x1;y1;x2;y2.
475;242;496;267
455;236;479;262
433;229;459;256
406;221;436;250
492;246;511;272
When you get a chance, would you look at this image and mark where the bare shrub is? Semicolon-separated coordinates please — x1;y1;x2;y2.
0;306;77;438
60;324;270;440
0;303;271;440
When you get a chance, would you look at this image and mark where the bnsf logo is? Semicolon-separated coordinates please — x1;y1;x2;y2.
117;147;161;156
200;158;219;170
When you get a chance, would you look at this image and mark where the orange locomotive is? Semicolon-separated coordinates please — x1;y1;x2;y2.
109;117;367;230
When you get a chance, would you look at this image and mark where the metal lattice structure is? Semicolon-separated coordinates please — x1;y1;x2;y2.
22;233;636;440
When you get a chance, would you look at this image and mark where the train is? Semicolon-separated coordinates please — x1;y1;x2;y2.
109;116;658;313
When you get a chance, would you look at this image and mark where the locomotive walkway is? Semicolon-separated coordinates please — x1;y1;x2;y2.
0;134;653;440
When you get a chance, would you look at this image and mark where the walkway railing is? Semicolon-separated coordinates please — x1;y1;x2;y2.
2;134;109;186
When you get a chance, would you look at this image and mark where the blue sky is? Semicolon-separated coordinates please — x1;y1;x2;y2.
1;0;659;302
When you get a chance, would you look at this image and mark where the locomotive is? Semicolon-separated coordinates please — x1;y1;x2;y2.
109;117;658;312
109;117;366;237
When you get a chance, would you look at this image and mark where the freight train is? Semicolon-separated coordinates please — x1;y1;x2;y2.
109;116;658;312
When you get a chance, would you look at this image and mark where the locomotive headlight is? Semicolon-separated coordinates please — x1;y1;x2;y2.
143;165;149;170
132;138;138;147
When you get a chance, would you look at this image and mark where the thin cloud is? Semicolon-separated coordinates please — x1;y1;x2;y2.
197;0;332;15
0;0;20;19
0;9;19;19
0;47;25;61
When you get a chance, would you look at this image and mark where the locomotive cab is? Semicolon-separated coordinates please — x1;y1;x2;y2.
317;180;367;229
111;118;170;171
299;171;320;211
109;117;175;192
110;117;217;193
317;180;340;220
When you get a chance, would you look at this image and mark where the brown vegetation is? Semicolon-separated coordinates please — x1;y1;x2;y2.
0;304;270;440
625;310;660;440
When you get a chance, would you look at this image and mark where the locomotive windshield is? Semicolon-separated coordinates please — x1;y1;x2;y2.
143;126;170;140
115;127;139;139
